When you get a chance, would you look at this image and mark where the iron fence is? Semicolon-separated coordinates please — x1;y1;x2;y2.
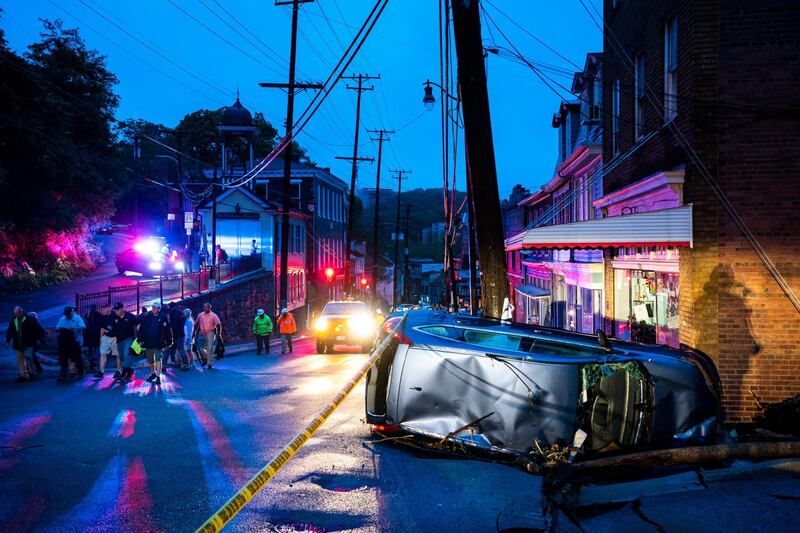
75;257;262;316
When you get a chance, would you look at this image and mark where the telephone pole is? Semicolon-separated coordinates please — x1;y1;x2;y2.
451;1;509;319
389;169;410;307
366;128;393;305
339;74;379;295
403;203;412;303
259;0;322;311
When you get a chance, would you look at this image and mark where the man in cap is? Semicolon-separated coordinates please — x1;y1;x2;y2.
138;303;172;385
192;302;221;369
252;309;273;355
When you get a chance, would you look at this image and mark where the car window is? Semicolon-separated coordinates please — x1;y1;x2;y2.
462;329;525;351
323;302;369;315
418;325;606;357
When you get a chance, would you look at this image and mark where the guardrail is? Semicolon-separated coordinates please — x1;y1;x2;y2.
194;314;407;533
75;255;262;315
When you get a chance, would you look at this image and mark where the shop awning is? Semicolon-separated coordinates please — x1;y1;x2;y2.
516;285;551;299
505;205;692;251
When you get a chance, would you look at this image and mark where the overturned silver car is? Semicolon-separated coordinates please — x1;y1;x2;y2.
366;311;723;456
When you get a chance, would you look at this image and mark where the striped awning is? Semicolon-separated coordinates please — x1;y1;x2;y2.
505;205;693;251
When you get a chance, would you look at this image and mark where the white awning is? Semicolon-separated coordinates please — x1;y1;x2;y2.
505;205;692;251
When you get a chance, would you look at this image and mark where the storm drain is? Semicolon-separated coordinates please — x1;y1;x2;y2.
301;472;373;493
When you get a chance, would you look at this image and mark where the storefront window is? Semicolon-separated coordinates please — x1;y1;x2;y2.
631;270;657;343
657;272;679;346
614;269;631;340
552;275;566;329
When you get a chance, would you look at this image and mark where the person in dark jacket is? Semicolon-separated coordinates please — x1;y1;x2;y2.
55;306;85;381
5;306;45;382
111;303;139;384
166;304;189;370
138;303;172;385
84;304;102;371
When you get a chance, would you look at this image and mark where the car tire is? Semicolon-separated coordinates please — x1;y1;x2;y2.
316;341;325;353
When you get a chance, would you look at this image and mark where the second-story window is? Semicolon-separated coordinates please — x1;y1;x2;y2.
612;79;620;155
664;17;678;122
634;53;646;140
590;73;602;121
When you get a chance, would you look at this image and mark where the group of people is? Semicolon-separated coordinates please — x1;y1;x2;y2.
7;302;300;385
6;302;223;385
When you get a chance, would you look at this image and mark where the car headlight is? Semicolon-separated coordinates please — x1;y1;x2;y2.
315;318;328;332
347;315;374;335
148;261;163;271
175;261;185;271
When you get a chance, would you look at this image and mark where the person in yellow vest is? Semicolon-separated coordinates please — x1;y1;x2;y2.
252;309;273;355
276;308;297;354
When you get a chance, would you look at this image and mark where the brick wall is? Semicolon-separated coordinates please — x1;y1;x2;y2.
603;0;800;421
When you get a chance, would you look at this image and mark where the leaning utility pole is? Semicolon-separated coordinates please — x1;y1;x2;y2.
339;74;379;295
366;128;393;305
451;1;509;319
389;169;410;307
260;0;321;311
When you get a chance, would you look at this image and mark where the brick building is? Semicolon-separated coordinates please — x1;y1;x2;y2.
507;1;800;421
600;0;800;421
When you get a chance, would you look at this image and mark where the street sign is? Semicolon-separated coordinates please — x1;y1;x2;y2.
184;211;193;224
185;228;192;235
167;213;176;221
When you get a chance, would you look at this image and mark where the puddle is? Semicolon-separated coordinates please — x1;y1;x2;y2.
301;472;373;493
270;523;327;533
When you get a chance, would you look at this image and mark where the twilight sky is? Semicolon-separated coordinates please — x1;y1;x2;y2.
2;0;601;197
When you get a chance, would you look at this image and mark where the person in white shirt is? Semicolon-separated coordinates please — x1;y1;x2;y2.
183;308;196;367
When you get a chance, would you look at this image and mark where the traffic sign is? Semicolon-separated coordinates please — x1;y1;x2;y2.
184;211;193;224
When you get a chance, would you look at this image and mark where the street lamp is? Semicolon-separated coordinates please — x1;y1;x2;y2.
421;79;460;111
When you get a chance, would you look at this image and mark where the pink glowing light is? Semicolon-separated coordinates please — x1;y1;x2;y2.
115;457;163;533
108;410;136;439
184;400;246;486
0;413;52;473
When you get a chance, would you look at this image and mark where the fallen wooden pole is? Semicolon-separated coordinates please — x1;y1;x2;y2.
546;441;800;487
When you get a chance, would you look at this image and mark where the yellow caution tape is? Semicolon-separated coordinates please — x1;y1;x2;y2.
195;315;406;533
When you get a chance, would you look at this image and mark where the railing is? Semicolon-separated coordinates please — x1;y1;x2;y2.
75;255;263;316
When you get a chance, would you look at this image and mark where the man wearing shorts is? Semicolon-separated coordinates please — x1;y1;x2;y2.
193;303;221;370
110;303;139;383
96;303;121;379
138;303;172;385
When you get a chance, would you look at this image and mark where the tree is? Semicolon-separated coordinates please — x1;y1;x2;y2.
0;18;123;281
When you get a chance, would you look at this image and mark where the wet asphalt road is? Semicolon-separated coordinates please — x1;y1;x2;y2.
0;337;541;533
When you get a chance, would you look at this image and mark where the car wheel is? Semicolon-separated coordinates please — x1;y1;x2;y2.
316;340;324;353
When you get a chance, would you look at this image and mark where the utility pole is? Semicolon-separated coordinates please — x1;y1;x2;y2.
366;128;393;306
211;166;218;269
339;73;379;295
403;204;412;303
451;1;509;319
260;0;321;311
389;169;410;307
467;188;478;315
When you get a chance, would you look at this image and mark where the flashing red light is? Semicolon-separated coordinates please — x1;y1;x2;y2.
324;267;335;281
360;277;368;287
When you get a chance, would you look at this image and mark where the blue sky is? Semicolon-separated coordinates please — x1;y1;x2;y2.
2;0;601;197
